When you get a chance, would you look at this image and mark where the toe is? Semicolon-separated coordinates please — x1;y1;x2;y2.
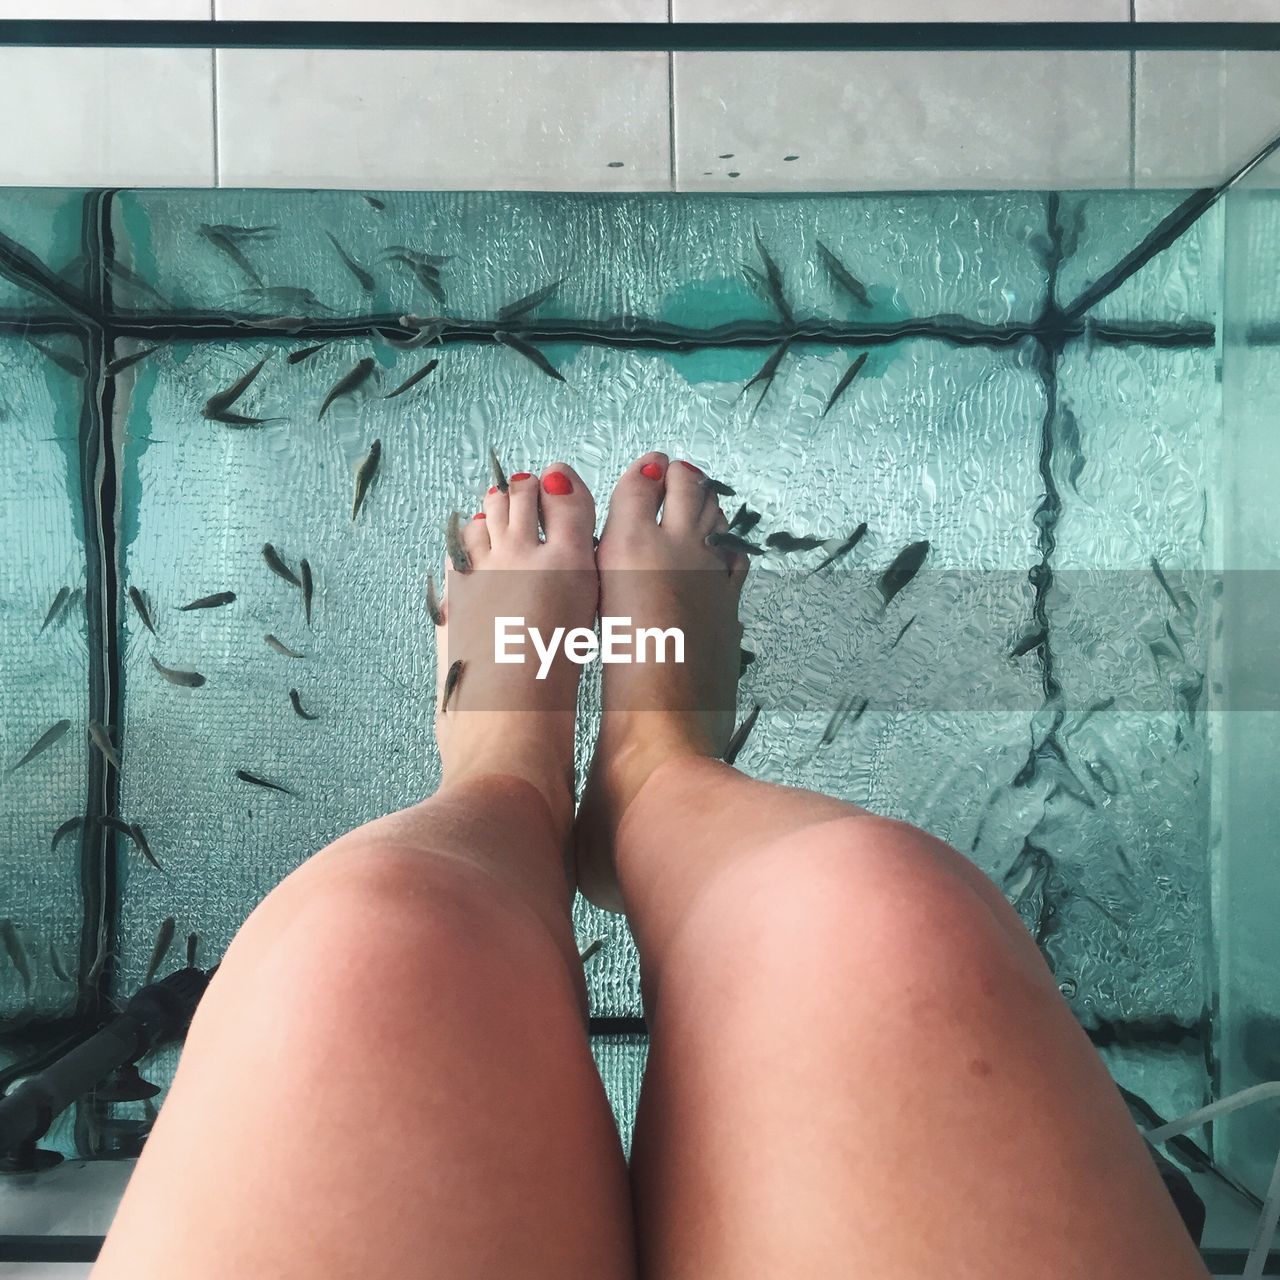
506;469;540;542
707;507;751;583
538;463;596;547
461;511;491;564
483;484;509;538
602;452;668;535
660;459;712;533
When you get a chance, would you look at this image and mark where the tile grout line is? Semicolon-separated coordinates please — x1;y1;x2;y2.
1128;0;1137;187
667;0;676;192
210;0;220;187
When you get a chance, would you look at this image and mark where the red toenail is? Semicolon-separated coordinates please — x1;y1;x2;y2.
473;512;486;519
487;485;500;495
510;471;533;482
542;471;573;496
640;462;663;480
678;460;702;474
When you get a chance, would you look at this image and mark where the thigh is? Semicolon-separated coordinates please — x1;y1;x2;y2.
628;816;1206;1280
94;836;635;1280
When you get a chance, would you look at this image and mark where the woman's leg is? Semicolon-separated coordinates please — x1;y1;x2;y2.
95;465;636;1280
576;452;1208;1280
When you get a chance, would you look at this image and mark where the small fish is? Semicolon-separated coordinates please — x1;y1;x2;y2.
752;226;793;325
385;254;447;304
28;336;87;377
379;324;441;351
383;359;439;400
144;917;176;984
1057;404;1086;493
351;439;382;521
740;338;792;412
1165;620;1185;660
807;522;868;577
494;331;566;383
1010;629;1046;659
321;357;377;419
446;511;472;574
1151;558;1193;617
325;231;376;293
242;285;333;312
765;531;827;553
880;540;930;607
206;409;283;428
105;344;161;376
889;616;917;650
701;476;737;498
185;932;199;967
48;941;70;984
127;586;157;635
739;647;756;676
496;278;562;324
383;246;450;270
262;543;301;587
236;769;292;795
289;688;318;721
51;816;84;852
815;239;871;309
179;590;236;611
105;260;169;309
822;351;869;418
579;938;605;965
102;818;164;872
728;505;761;536
706;531;765;557
741;262;769;299
40;586;71;633
724;703;761;765
10;718;72;772
87;721;121;771
199;224;269;285
150;655;206;688
0;920;32;995
265;634;305;659
363;195;387;211
426;573;445;626
287;342;328;366
203;354;271;419
299;559;314;627
821;694;868;746
440;659;464;713
488;446;508;493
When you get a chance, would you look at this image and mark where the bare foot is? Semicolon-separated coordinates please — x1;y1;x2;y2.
575;453;749;911
434;464;598;846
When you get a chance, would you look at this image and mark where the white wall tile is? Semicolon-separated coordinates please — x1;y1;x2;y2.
674;52;1131;191
216;0;666;18
674;0;1128;17
0;48;214;187
1135;52;1280;187
0;1;205;14
216;50;670;190
1138;0;1280;15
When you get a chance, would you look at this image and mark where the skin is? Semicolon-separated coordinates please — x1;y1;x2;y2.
93;457;1208;1280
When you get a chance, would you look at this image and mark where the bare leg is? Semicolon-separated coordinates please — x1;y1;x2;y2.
577;453;1208;1280
95;466;635;1280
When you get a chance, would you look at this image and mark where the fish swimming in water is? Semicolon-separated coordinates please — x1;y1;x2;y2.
28;336;87;377
739;647;756;676
446;511;472;574
579;938;604;965
0;920;32;995
320;357;376;420
351;439;382;521
440;659;464;713
105;344;162;376
363;195;386;211
325;232;376;293
728;505;761;535
815;239;872;309
765;531;827;553
289;688;318;721
198;223;274;285
102;817;163;871
706;531;764;557
383;247;450;271
426;574;445;626
723;703;761;765
807;522;868;577
384;251;447;304
288;343;328;365
821;694;869;746
87;721;121;770
51;816;84;852
150;656;206;688
241;285;333;312
489;446;508;493
185;932;199;967
383;359;438;400
879;540;930;607
494;331;565;383
299;559;314;627
128;587;157;635
1010;629;1046;659
203;354;271;420
236;769;293;795
144;916;176;984
179;591;235;611
822;351;869;418
48;941;71;984
752;226;793;325
265;634;305;659
105;259;169;309
1151;558;1193;617
208;408;282;428
497;279;562;324
10;718;72;772
701;476;737;498
740;338;792;414
40;586;71;633
262;543;300;588
889;616;917;650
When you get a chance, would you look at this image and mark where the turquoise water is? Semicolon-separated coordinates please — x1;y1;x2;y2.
0;187;1251;1170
